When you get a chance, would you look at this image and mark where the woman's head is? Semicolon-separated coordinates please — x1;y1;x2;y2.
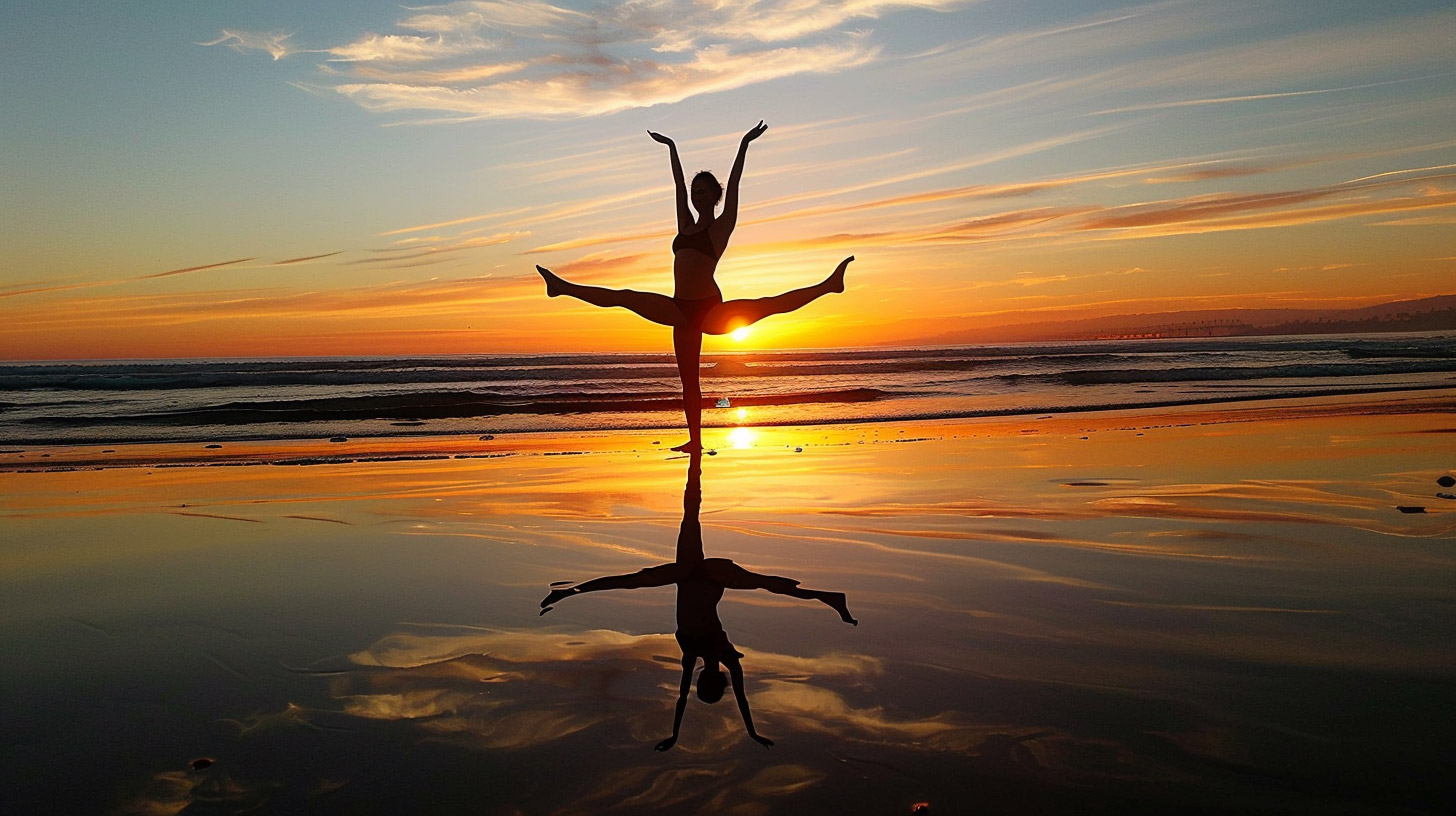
691;171;723;213
696;664;727;703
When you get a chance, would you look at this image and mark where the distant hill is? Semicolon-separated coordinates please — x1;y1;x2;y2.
914;294;1456;344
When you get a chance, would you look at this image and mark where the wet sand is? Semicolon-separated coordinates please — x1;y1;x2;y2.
3;393;1455;814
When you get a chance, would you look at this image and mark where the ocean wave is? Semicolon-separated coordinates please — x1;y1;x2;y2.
1024;360;1456;386
20;388;895;427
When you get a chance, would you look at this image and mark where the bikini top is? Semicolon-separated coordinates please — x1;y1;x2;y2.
672;228;720;259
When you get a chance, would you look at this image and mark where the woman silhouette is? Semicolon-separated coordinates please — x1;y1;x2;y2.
535;122;854;452
539;452;857;750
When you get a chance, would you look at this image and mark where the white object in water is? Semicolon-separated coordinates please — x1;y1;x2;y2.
715;397;731;408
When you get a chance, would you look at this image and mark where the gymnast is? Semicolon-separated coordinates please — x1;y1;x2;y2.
539;451;857;750
536;121;853;452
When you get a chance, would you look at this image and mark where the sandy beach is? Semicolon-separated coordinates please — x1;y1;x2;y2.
3;393;1455;814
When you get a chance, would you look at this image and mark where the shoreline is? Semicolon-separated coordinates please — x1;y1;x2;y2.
5;376;1454;813
5;387;1454;474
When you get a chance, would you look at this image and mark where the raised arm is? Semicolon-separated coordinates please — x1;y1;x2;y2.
655;655;696;751
727;657;773;748
649;131;692;231
719;121;767;233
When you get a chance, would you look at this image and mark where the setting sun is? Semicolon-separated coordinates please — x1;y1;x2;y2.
731;327;751;342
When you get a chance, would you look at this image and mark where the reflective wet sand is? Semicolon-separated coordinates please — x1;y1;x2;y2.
3;397;1454;813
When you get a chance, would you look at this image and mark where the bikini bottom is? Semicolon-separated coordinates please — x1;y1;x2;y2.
675;293;723;330
676;627;743;660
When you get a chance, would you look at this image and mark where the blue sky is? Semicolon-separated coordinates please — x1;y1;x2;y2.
2;0;1453;358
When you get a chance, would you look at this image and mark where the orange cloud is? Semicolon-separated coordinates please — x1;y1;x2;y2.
137;257;255;280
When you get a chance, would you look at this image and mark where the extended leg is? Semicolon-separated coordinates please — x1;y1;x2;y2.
705;559;858;625
540;563;682;612
701;256;852;335
671;325;704;452
536;265;683;327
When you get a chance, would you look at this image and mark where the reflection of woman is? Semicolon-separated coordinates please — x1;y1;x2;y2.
540;452;857;750
535;122;854;453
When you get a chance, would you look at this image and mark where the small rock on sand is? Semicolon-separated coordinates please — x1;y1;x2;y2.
1397;506;1426;514
190;758;214;770
205;444;222;449
329;436;348;443
1438;475;1455;488
480;434;495;441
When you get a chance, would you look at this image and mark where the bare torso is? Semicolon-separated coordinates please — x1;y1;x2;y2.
674;565;725;636
672;221;729;300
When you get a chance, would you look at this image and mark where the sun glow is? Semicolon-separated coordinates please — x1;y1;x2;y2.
731;327;751;342
727;427;755;448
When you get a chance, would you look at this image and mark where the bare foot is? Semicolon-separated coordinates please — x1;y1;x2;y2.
670;439;703;453
822;591;858;625
536;265;563;297
540;586;577;611
825;255;853;294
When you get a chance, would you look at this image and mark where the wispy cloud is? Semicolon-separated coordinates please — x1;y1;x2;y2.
723;170;1456;254
206;0;968;120
1091;73;1456;117
330;42;878;120
270;251;344;266
198;30;300;61
137;257;255;280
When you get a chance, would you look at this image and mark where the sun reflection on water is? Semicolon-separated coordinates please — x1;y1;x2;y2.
727;426;755;448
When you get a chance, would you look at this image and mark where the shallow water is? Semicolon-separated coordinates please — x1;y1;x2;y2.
4;334;1454;445
2;410;1454;813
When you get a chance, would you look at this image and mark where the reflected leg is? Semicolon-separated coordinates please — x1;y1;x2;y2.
536;265;683;327
540;563;683;612
676;452;704;564
700;256;852;335
705;559;858;624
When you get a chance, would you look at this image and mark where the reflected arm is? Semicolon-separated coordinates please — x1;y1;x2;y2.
655;655;695;751
727;657;773;748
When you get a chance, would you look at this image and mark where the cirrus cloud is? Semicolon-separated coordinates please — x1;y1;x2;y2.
205;0;967;120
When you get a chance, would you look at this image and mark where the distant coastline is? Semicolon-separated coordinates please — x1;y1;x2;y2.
918;293;1456;344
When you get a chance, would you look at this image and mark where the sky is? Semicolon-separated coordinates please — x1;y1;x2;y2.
2;0;1454;360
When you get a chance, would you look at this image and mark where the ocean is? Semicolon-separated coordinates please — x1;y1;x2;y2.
2;333;1454;446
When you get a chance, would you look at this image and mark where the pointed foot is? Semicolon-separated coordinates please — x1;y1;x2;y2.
826;255;853;294
541;587;576;609
669;440;703;453
535;265;563;297
825;591;858;625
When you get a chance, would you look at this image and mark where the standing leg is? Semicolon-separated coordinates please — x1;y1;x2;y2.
701;256;852;335
536;265;683;327
671;325;704;452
